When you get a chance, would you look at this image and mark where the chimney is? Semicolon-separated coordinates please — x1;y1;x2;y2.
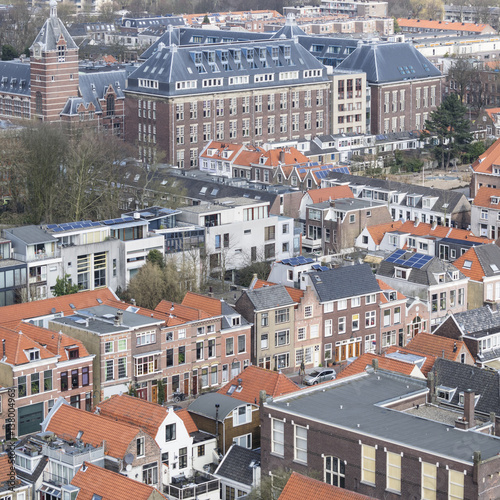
2;339;5;360
114;310;124;326
463;389;475;428
237;378;243;388
414;217;420;227
431;220;437;230
130;298;136;306
279;148;285;163
453;342;457;352
372;358;379;371
427;371;436;404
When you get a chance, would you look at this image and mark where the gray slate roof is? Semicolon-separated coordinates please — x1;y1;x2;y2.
128;38;328;97
244;285;295;312
451;305;500;338
221;301;250;330
4;225;57;245
432;358;500;416
337;42;441;84
0;61;30;97
308;263;380;302
326;172;468;214
188;392;251;420
472;244;500;278
215;445;260;486
378;250;466;286
31;11;78;51
266;371;500;462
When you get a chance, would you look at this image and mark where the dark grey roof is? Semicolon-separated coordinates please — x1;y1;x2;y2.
188;392;252;420
266;371;500;462
215;445;260;486
309;198;385;212
0;61;30;97
432;358;500;416
297;35;359;68
122;16;185;29
31;10;78;51
473;244;500;278
221;301;250;329
337;42;441;84
244;285;295;312
128;38;328;98
377;250;465;286
4;226;57;245
326;172;468;213
451;305;500;337
308;263;380;302
270;17;307;39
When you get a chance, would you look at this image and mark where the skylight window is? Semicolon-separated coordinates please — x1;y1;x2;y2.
491;264;499;272
463;260;472;270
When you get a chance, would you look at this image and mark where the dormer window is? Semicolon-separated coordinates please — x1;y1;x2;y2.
26;349;40;361
232;316;240;327
437;273;445;283
436;385;456;402
449;271;459;280
490;196;498;205
67;348;79;359
394;268;409;280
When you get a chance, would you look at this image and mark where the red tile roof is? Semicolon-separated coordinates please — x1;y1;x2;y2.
0;453;21;486
397;18;493;32
10;322;90;360
279;472;375;500
452;246;486;282
405;333;470;363
472;137;500;174
366;221;403;245
155;300;212;321
336;353;418;380
218;365;300;403
96;394;168;438
180;292;223;317
0;288;117;326
485;107;500;119
175;409;198;434
252;279;304;303
71;462;166;500
0;326;56;365
377;279;406;303
46;404;142;458
307;186;354;204
472;186;500;209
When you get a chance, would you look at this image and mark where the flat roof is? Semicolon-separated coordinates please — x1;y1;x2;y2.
266;371;500;463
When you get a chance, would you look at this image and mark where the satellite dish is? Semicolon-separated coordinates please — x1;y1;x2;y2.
126;464;132;471
124;453;134;465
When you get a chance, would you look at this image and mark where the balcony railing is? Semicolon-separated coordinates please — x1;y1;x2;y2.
13;249;61;263
164;473;219;500
43;471;67;487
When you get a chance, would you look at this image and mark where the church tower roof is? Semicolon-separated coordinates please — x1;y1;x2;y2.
30;0;78;52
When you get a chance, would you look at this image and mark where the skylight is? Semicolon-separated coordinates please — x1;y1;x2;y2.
463;260;472;269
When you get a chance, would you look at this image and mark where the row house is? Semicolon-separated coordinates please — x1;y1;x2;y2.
124;38;331;167
376;249;469;327
0;453;32;500
324;172;471;228
470;137;500;197
357;219;492;260
377;280;408;351
337;42;443;135
261;370;500;499
42;400;162;490
97;394;218;490
0;237;27;306
272;164;351;191
3;215;165;300
199;140;309;181
397;18;497;35
302;197;392;254
452;243;500;309
471;186;500;238
433;306;500;368
0;324;94;438
297;185;354;220
176;197;296;271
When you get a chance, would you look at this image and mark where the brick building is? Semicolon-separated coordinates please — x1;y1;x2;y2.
124;38;331;167
261;371;500;499
337;42;443;134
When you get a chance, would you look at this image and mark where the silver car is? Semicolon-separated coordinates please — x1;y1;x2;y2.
303;368;336;386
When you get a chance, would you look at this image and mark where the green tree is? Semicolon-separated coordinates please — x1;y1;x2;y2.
422;93;472;169
447;57;477;104
393;17;401;32
146;249;165;269
1;44;18;61
235;261;271;287
462;141;487;164
202;14;210;24
53;274;80;296
247;468;291;500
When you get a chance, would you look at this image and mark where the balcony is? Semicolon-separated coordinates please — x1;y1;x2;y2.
42;441;105;467
164;472;219;500
13;249;61;263
302;237;323;252
43;471;66;487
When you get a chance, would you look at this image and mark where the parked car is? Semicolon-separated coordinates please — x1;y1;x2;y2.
303;368;336;386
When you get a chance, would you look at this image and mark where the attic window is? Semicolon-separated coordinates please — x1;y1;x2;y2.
436;385;456;402
492;197;499;205
27;349;40;361
491;264;499;272
232;316;240;327
463;260;472;270
67;348;79;359
394;268;409;280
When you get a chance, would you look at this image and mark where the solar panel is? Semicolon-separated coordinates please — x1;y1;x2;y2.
312;263;321;270
47;224;58;229
385;249;405;262
123;216;135;221
52;227;64;232
81;221;92;227
103;220;114;225
282;259;290;265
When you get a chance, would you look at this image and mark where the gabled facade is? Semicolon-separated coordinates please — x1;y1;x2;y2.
433;306;500;367
376;250;468;326
42;399;162;489
471;186;500;239
0;324;94;438
470;137;500;197
453;243;500;309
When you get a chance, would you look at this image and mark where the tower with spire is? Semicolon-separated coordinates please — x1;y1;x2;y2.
29;0;79;121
